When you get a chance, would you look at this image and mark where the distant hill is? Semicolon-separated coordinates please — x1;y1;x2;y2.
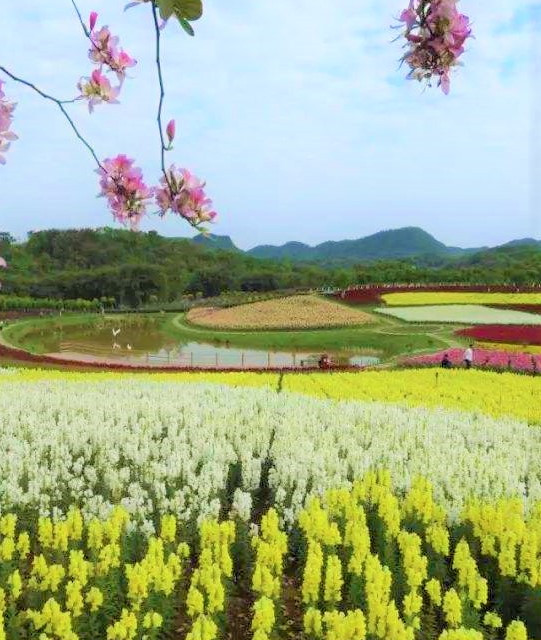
247;227;483;263
500;238;541;249
191;233;239;252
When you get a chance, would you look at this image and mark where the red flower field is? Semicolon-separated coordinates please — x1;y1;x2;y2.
457;325;541;346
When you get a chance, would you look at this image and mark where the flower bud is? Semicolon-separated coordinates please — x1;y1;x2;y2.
166;119;176;144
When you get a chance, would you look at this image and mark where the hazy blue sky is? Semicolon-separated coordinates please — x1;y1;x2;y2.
1;1;539;249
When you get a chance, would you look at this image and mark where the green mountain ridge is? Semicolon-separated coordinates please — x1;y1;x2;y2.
193;226;501;263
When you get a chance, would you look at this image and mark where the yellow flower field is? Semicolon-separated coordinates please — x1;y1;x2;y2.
281;369;541;424
185;295;374;330
475;341;541;354
1;367;540;424
0;475;539;640
382;292;541;306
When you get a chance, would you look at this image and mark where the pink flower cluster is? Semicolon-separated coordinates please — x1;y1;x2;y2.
78;12;136;112
398;0;472;93
155;165;217;226
0;80;17;165
77;70;120;113
405;348;541;373
97;155;152;228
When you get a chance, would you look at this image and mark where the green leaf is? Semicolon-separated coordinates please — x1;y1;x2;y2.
178;16;195;36
175;0;203;21
158;0;175;20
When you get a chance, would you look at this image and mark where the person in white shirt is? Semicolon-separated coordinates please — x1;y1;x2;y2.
463;345;474;369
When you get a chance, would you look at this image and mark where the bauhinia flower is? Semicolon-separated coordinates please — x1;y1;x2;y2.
166;119;176;146
0;80;18;165
97;154;153;228
88;15;137;83
78;70;120;112
397;0;472;94
0;257;6;268
155;166;217;226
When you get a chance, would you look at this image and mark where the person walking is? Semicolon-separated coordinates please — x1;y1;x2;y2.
463;344;474;369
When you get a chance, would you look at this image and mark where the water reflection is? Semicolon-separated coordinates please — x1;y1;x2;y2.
41;317;381;369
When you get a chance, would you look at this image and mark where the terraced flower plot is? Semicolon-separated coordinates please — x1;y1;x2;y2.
186;295;374;330
382;291;541;306
375;304;541;325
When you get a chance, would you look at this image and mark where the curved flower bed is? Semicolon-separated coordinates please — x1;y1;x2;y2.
334;284;541;306
405;347;541;373
457;324;541;345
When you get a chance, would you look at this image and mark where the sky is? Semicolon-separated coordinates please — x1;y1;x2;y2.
1;0;539;250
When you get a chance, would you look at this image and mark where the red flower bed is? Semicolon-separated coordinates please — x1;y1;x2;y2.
457;325;541;346
404;348;541;373
334;284;541;306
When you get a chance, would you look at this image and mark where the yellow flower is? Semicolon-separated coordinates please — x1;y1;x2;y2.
106;608;138;640
302;541;323;605
160;514;177;543
87;519;104;551
66;508;83;542
0;514;17;538
505;620;528;640
38;517;54;549
483;612;503;628
186;585;204;618
303;607;323;637
53;521;69;552
7;570;22;601
252;597;275;635
186;614;217;640
425;578;442;606
143;611;163;629
65;580;84;618
323;554;343;605
85;587;104;612
0;537;15;562
443;589;462;628
16;531;30;558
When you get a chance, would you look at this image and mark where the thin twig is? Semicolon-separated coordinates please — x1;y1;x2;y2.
70;0;91;38
151;1;173;191
0;65;104;171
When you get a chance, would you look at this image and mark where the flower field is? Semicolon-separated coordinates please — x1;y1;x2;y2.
381;292;541;307
375;305;541;326
186;295;374;330
457;325;541;346
1;370;541;639
405;348;541;375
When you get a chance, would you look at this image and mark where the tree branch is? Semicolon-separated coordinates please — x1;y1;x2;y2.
151;1;173;191
0;65;104;171
70;0;91;38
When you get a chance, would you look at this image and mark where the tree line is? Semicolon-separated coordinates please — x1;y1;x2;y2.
0;229;540;308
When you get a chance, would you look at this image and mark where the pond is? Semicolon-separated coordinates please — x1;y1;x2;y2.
21;315;381;369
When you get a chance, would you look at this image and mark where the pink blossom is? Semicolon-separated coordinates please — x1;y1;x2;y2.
155;165;217;226
97;155;153;228
166;119;176;145
89;11;98;32
0;80;18;165
397;0;472;93
78;70;120;112
0;257;7;269
405;347;541;373
88;20;137;82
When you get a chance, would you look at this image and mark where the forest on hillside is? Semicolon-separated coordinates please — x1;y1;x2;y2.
1;229;540;307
